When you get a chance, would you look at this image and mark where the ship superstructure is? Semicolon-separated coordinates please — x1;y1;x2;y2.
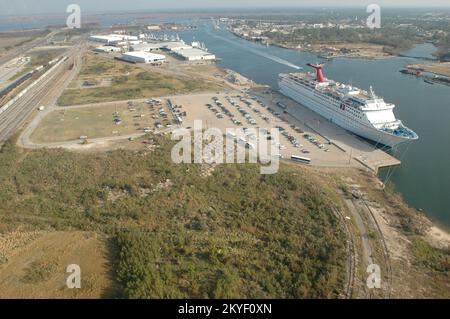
278;63;418;147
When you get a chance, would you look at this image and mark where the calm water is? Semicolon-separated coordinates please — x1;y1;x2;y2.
1;16;449;227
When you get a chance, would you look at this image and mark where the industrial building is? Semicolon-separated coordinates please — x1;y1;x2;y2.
130;41;193;52
89;34;139;45
120;51;166;64
116;40;142;47
163;41;192;51
125;39;215;62
172;48;216;61
93;46;122;53
130;43;163;52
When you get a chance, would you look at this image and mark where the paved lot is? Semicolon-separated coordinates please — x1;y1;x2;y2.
26;87;401;173
170;91;357;168
250;88;401;172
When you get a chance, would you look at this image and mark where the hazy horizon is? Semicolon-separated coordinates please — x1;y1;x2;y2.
1;0;450;16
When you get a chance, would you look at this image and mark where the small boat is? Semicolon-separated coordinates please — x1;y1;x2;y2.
424;79;434;85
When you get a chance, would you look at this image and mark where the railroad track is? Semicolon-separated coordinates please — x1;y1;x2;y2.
332;205;357;299
361;198;393;299
0;45;83;144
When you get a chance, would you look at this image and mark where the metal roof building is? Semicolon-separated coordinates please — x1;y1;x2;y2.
172;48;216;61
89;34;139;45
93;46;122;53
130;43;163;52
120;51;166;64
163;41;192;51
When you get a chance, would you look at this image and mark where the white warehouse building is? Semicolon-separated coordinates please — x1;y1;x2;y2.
89;34;139;45
93;46;122;53
163;41;193;51
173;48;216;61
130;43;163;52
120;51;166;64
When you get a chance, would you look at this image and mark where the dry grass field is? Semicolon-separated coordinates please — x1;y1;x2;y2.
57;53;221;106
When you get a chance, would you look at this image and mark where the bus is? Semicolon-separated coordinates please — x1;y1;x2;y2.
291;155;311;164
277;101;287;110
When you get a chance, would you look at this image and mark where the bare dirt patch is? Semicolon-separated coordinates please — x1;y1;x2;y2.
0;231;118;299
311;42;394;59
407;62;450;77
426;226;450;249
325;167;450;298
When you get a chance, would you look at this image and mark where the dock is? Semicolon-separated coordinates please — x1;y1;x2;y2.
251;88;401;173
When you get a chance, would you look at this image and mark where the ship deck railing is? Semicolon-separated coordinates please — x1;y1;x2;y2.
379;125;418;139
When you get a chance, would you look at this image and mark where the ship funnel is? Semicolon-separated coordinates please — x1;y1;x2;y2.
307;63;326;83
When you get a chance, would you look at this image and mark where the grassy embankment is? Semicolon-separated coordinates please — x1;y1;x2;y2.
57;53;221;106
0;135;349;298
334;168;450;298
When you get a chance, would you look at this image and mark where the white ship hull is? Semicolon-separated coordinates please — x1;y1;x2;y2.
279;78;412;148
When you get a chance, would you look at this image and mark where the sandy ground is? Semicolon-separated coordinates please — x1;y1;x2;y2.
426;226;450;249
286;42;394;59
97;50;250;92
311;43;393;59
0;56;30;86
0;37;32;52
0;231;118;299
333;168;450;298
407;62;450;77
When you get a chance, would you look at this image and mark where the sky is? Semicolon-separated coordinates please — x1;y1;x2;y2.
0;0;449;16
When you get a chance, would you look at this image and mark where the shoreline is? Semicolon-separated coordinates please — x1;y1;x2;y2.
223;33;449;232
230;31;399;60
271;42;397;60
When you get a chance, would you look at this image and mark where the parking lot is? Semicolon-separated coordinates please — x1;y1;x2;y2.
250;88;401;172
30;98;176;143
169;91;354;167
29;87;401;171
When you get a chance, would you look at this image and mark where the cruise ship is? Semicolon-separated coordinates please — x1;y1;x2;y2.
278;63;418;147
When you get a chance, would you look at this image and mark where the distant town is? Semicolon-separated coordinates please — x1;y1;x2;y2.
219;10;450;61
